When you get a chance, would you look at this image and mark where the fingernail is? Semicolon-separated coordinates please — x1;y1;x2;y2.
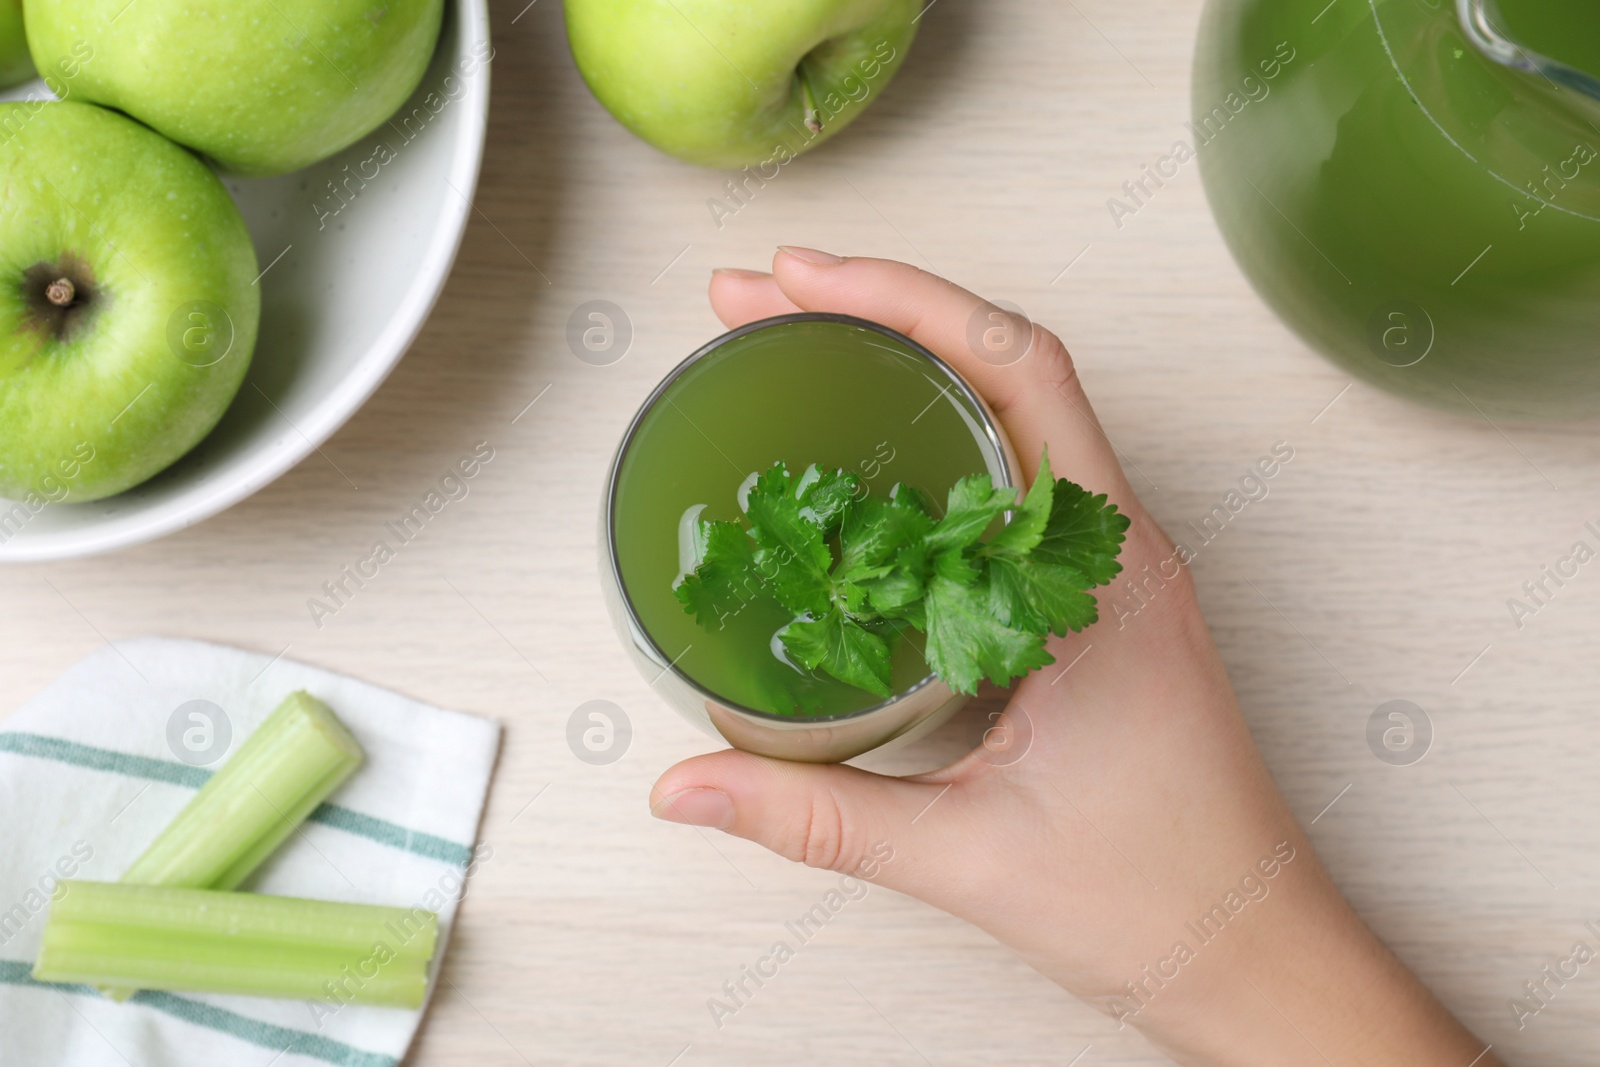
777;245;844;266
652;788;734;829
711;267;770;280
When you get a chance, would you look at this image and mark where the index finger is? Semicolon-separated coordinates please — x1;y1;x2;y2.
710;248;1138;511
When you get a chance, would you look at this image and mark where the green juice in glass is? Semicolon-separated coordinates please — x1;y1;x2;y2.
610;316;1004;718
1194;0;1600;420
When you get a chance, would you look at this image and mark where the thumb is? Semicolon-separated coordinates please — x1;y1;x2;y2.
651;749;954;891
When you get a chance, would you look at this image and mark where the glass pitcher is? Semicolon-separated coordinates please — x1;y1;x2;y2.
1193;0;1600;421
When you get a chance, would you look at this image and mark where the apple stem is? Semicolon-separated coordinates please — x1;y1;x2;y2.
45;278;76;307
800;71;823;133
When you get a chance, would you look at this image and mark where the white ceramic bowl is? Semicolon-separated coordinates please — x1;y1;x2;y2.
0;0;490;561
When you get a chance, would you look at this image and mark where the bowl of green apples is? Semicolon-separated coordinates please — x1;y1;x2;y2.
0;0;491;561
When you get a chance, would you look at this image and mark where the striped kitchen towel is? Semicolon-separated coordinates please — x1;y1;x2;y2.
0;637;501;1067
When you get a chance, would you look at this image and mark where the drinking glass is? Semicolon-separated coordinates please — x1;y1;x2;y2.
600;313;1018;763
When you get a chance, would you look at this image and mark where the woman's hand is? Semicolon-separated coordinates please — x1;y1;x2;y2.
651;248;1497;1067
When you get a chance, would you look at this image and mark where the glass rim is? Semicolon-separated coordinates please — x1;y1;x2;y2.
1459;0;1600;104
604;311;1016;726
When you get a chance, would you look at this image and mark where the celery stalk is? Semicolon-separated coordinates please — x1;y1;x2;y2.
122;691;364;890
106;692;364;1000
34;882;437;1008
54;881;438;962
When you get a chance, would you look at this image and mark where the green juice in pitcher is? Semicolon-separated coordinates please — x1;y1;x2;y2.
1194;0;1600;420
609;316;1006;718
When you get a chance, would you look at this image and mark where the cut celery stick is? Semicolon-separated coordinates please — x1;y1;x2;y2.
121;691;364;891
54;881;438;962
39;923;430;1005
35;882;436;1008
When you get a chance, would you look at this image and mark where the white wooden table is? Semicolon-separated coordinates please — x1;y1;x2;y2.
5;1;1597;1063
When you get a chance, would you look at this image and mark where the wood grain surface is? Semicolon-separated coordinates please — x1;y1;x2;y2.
5;1;1599;1063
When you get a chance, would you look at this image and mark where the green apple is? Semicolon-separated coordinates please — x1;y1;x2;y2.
0;101;259;503
25;0;444;176
0;0;32;89
565;0;920;169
